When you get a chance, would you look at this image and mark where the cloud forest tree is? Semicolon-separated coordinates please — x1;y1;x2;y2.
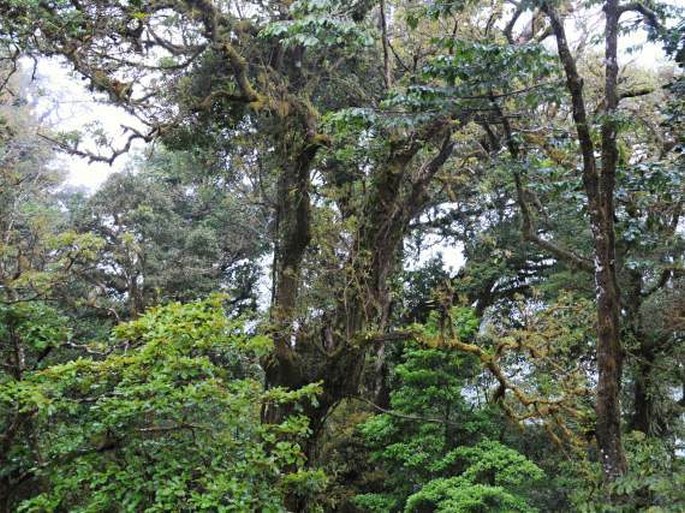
66;149;268;320
1;0;683;509
0;69;105;510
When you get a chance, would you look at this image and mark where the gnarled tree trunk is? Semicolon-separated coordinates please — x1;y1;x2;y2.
264;123;455;446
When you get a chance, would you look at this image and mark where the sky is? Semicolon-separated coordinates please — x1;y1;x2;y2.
26;57;147;190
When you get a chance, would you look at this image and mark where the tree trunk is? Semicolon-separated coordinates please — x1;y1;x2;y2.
543;0;627;480
0;479;10;513
623;268;664;436
630;345;656;434
594;0;626;481
264;126;454;444
263;138;316;421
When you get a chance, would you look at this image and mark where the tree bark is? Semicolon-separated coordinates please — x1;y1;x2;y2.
595;0;626;481
542;0;627;480
264;122;454;439
263;136;317;413
630;344;657;434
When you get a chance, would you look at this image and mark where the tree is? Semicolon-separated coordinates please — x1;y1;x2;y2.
415;0;682;483
0;0;533;442
4;297;324;512
510;0;681;481
0;68;103;510
67;149;267;319
353;312;544;512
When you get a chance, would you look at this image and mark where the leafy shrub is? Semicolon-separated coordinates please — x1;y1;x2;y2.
4;296;322;512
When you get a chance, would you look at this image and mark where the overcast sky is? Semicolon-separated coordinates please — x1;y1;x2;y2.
26;57;147;190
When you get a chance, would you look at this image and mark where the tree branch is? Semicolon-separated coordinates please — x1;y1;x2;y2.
347;395;461;427
504;3;524;45
379;0;392;90
488;91;594;273
37;125;158;165
642;265;685;297
618;2;662;31
619;86;655;100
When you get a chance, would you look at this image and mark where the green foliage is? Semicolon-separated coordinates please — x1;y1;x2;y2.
2;1;685;511
405;0;477;30
616;161;683;249
559;432;685;513
397;256;453;324
405;475;536;513
606;432;685;512
0;302;69;357
69;149;266;317
5;297;323;512
380;41;559;128
354;332;542;512
260;0;373;49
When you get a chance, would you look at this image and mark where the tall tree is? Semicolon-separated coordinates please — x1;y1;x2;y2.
0;0;540;445
67;149;267;319
0;68;103;510
536;0;680;481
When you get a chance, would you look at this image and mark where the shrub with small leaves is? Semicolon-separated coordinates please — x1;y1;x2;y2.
7;296;323;512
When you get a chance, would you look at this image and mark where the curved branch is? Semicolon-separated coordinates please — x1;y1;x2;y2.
38;125;158;165
347;395;461;427
618;2;662;31
488;92;594;273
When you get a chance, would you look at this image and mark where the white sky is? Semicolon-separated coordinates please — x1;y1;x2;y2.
26;57;147;190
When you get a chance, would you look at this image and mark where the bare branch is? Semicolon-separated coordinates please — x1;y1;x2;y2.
136;423;208;433
37;125;158;165
504;3;525;44
515;171;594;273
0;47;20;95
347;395;462;427
618;2;662;31
619;86;655;100
386;38;411;74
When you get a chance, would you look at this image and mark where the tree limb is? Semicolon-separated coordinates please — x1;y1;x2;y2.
347;395;461;427
618;2;662;31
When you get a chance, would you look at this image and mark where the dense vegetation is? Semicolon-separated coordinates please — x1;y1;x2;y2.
1;0;683;511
